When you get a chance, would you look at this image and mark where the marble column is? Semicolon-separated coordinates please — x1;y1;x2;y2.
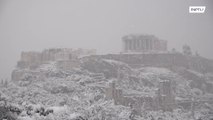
150;39;153;50
125;40;128;51
134;39;137;51
142;39;144;51
145;39;148;51
129;40;132;50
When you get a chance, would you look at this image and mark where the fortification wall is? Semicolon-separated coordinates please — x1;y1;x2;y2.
93;53;213;73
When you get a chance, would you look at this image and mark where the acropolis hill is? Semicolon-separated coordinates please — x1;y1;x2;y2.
2;34;213;120
13;34;213;75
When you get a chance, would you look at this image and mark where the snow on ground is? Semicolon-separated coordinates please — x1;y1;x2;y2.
1;59;213;120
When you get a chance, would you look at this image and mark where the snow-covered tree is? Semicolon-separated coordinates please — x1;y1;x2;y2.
182;45;192;55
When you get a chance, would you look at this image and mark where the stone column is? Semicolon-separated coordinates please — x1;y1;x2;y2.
125;40;128;51
147;39;149;50
145;39;148;51
139;39;141;51
137;39;140;51
151;39;153;50
128;40;131;51
136;39;138;51
147;39;150;50
142;39;144;51
143;39;145;51
122;40;125;52
134;39;137;51
132;40;135;51
141;39;144;51
129;40;133;50
149;39;151;50
128;40;130;50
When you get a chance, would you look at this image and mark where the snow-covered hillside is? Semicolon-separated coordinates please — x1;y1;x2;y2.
1;57;213;120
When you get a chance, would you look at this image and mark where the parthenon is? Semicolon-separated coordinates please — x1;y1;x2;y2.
122;34;167;53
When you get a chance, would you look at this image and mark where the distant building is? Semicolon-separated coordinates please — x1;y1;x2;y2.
122;34;167;53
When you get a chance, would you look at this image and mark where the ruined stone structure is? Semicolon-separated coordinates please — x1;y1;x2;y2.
16;48;96;70
122;34;167;53
12;48;96;81
105;80;175;114
156;80;176;111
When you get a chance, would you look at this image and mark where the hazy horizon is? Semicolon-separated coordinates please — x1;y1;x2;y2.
0;0;213;79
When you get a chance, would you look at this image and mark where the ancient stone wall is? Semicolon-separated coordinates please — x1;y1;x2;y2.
56;60;80;71
16;48;96;70
95;53;213;73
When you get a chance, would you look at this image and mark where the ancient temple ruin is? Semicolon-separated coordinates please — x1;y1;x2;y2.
122;34;167;53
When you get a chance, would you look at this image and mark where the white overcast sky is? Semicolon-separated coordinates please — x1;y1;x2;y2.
0;0;213;79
